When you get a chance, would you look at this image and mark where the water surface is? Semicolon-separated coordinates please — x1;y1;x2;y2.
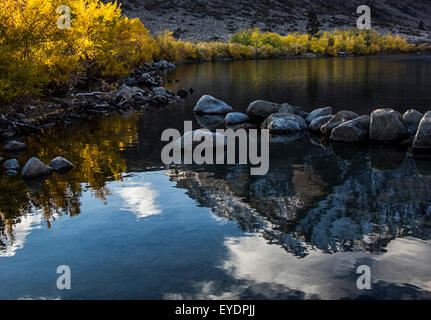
2;56;431;299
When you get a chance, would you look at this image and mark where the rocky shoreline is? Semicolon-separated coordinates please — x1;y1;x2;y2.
0;60;189;143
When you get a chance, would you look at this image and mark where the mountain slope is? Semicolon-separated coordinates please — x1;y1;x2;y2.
118;0;431;42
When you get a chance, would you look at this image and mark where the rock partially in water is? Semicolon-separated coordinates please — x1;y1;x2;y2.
279;103;308;118
152;87;171;96
5;169;18;176
403;109;424;135
3;158;19;171
261;113;308;133
226;123;259;131
49;157;74;172
193;95;233;114
21;157;54;179
4;140;26;153
246;100;280;122
153;60;175;70
369;108;408;142
224;112;250;125
330;115;370;143
321;110;359;135
305;107;333;123
413;111;431;153
309;115;334;132
195;114;225;130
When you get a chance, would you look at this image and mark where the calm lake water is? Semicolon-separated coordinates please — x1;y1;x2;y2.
2;56;431;299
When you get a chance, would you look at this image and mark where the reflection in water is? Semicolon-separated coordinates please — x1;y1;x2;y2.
2;57;431;299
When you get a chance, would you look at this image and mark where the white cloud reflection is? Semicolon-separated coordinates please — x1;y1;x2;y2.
114;181;161;220
165;234;431;300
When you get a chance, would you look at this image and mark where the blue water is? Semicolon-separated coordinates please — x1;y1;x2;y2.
2;56;431;299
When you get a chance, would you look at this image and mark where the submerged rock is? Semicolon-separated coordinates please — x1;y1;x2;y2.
261;113;308;133
224;112;250;125
403;109;424;135
3;158;19;171
193;95;233;114
246;100;280;122
413;111;431;153
330;115;370;143
321;110;359;135
4;140;26;153
309;115;334;132
21;157;53;179
305;107;333;123
279;103;308;118
49;157;74;172
369;108;408;142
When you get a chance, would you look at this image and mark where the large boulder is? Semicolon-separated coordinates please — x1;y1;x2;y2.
261;113;308;133
305;107;333;123
246;100;280;122
3;158;19;171
309;115;334;132
21;157;53;179
321;110;359;135
224;112;250;125
4;140;26;153
330;115;370;143
193;95;233;114
413;111;431;153
49;157;74;172
369;108;408;142
403;109;423;135
279;103;308;118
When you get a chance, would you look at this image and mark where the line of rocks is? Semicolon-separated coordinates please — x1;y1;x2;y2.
192;94;431;155
1;140;74;183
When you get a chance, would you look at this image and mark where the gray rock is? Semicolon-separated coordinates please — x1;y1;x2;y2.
321;110;359;135
369;108;409;142
49;157;74;172
403;109;424;135
152;87;171;96
193;95;233;114
261;113;308;133
330;115;370;142
279;103;308;118
309;115;334;132
246;100;280;122
21;157;54;179
5;170;17;176
413;111;431;153
305;107;333;123
226;123;259;131
224;112;250;125
154;60;175;69
4;140;26;152
3;158;19;171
